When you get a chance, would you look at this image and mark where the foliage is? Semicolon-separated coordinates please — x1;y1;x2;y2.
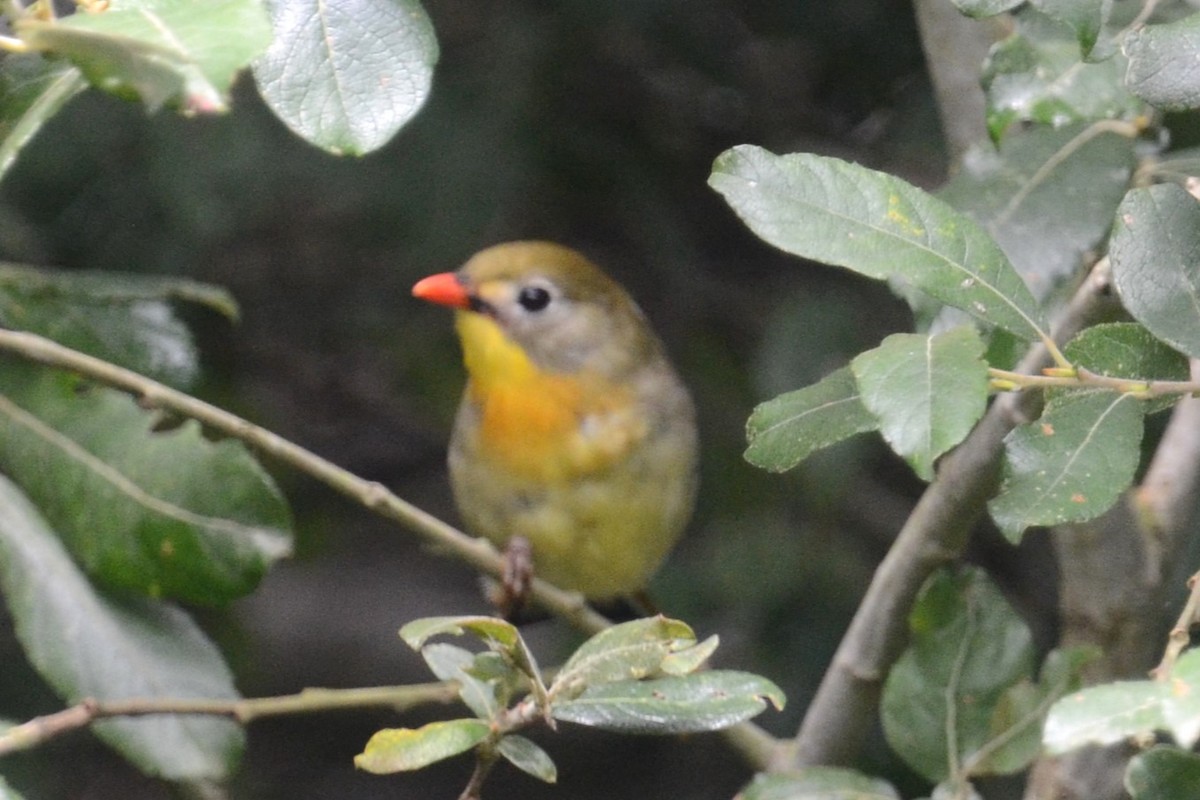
0;0;435;789
3;0;1200;798
356;616;783;784
725;0;1200;795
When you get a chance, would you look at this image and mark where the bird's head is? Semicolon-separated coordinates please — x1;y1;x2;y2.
413;241;659;380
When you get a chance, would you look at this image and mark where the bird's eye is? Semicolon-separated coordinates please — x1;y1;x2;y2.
517;285;552;312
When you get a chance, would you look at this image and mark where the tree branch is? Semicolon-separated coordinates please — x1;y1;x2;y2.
775;263;1120;769
0;328;612;635
0;683;458;756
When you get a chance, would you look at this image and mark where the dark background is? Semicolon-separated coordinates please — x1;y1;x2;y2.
0;1;1017;797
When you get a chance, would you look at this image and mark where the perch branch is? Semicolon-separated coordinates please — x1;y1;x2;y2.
0;328;611;635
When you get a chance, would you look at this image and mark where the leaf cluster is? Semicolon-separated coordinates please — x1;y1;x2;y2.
0;0;440;788
718;0;1200;795
355;616;783;793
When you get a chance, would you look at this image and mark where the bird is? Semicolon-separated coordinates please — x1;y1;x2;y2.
412;241;698;608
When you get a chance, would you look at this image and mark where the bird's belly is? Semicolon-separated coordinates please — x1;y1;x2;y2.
449;416;694;598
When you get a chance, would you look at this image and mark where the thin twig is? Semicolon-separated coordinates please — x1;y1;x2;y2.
988;366;1200;398
0;328;611;635
0;683;459;756
1152;570;1200;681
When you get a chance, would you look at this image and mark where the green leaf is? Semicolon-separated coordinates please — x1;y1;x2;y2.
549;616;696;701
19;0;271;113
420;643;501;720
1062;322;1189;413
253;0;439;155
881;568;1035;783
1043;681;1167;753
1126;747;1200;800
738;768;900;800
709;145;1047;340
744;366;878;472
0;55;87;182
0;362;292;604
1029;0;1112;55
950;0;1024;17
0;265;238;388
988;390;1143;541
401;615;545;701
1110;183;1200;359
1161;648;1200;747
939;124;1135;298
497;735;557;784
851;327;988;480
661;634;719;676
0;475;243;780
1125;14;1200;110
982;10;1143;138
974;645;1099;774
552;670;784;734
354;718;489;774
399;615;521;651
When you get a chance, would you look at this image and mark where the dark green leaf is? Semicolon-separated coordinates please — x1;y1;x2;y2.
1043;681;1166;753
1062;322;1189;413
939;124;1135;298
1126;747;1200;800
550;616;695;700
709;145;1047;340
988;390;1143;540
851;327;988;480
0;362;292;604
1125;14;1200;110
0;55;86;181
974;645;1099;774
552;671;784;734
0;265;238;388
1029;0;1112;55
881;568;1035;782
738;768;900;800
983;10;1143;138
253;0;439;155
497;735;557;783
744;367;877;472
1110;184;1200;358
0;476;243;780
19;0;271;113
354;719;489;774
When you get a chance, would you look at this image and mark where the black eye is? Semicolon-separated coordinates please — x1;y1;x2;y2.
517;285;552;312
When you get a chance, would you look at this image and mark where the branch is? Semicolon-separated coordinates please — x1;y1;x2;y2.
1132;361;1200;581
0;683;458;756
774;262;1120;769
0;328;612;635
0;328;782;770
